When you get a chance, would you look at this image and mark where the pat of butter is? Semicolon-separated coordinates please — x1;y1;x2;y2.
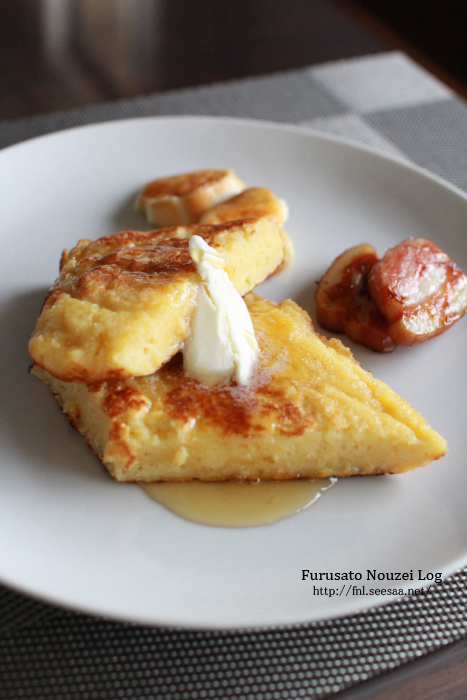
183;235;258;385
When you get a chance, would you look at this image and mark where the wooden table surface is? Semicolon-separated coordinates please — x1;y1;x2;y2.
333;636;467;699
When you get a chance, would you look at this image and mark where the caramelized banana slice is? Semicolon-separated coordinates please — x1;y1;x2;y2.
368;238;467;345
316;244;395;353
199;187;289;226
136;169;245;226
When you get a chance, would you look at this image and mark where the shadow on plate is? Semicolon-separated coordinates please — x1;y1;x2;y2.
293;279;318;325
0;288;107;482
111;191;153;233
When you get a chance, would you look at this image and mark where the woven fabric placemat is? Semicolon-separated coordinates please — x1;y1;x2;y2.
1;52;467;699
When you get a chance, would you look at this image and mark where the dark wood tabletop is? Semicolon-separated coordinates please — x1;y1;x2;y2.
333;636;467;700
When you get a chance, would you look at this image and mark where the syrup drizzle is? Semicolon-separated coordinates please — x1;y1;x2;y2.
141;478;336;527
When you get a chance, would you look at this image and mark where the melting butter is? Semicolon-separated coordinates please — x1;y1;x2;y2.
182;235;258;385
140;478;336;527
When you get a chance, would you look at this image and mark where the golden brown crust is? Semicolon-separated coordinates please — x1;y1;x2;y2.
136;169;246;226
59;249;69;271
200;187;288;226
162;355;313;439
140;169;231;199
29;218;290;383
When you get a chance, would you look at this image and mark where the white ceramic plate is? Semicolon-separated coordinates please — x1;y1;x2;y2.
1;116;467;629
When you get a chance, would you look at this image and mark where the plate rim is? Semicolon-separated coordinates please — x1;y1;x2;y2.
1;113;467;629
2;112;467;207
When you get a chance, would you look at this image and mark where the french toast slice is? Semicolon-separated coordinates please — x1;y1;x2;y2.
31;294;446;482
29;218;291;383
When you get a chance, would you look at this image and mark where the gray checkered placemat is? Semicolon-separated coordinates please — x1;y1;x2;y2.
2;52;467;699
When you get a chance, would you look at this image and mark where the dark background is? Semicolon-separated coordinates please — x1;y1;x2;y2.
349;0;467;91
0;0;466;119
